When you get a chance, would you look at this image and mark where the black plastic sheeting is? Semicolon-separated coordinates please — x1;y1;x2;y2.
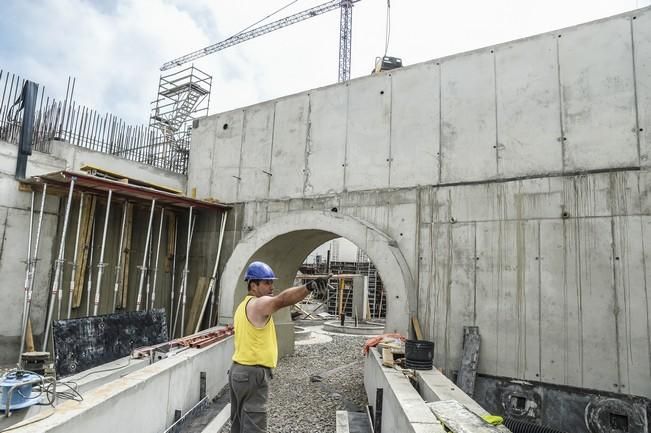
52;309;168;377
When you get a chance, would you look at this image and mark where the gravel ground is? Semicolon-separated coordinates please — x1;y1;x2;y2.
221;327;368;433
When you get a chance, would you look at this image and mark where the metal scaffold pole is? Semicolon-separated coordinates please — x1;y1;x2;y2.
169;218;178;336
172;208;194;338
150;208;165;310
136;200;156;311
67;193;84;319
43;179;75;351
17;190;36;366
199;212;227;332
112;202;128;313
92;189;112;316
85;215;96;316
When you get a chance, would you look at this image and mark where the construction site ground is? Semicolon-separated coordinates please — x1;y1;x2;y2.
219;325;368;433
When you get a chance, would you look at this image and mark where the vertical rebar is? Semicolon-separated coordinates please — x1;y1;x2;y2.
136;200;156;311
92;190;112;316
42;179;75;351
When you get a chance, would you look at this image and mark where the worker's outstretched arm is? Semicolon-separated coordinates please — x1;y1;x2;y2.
251;285;310;318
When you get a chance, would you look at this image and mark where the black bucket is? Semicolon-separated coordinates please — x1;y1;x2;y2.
405;339;434;370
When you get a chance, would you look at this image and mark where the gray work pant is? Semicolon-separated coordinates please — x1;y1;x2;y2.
229;363;271;433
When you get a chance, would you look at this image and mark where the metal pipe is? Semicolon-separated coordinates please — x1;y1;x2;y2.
92;190;112;316
150;208;165;310
19;184;47;365
198;212;227;333
169;217;178;336
67;193;84;319
86;215;96;316
136;200;156;311
172;210;194;338
112;202;128;312
17;191;35;366
180;210;194;337
43;179;75;351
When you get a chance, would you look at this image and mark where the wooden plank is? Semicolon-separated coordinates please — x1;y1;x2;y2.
25;319;35;352
79;164;182;194
382;347;394;367
185;276;209;335
428;400;501;433
456;326;481;396
411;315;423;340
73;196;96;308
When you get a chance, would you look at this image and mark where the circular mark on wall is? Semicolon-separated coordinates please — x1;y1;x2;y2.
585;397;645;433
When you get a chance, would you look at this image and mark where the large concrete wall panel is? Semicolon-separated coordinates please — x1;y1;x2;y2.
345;74;391;191
238;103;274;201
612;216;651;396
207;110;245;203
430;223;475;373
389;63;440;187
269;94;309;198
495;36;563;177
187;115;218;199
441;50;497;183
305;86;346;195
559;17;638;170
634;9;651;167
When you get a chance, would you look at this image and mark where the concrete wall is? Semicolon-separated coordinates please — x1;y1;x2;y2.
0;139;201;364
192;7;651;399
15;336;232;433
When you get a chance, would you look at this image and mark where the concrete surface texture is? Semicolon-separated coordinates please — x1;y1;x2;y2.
192;7;651;399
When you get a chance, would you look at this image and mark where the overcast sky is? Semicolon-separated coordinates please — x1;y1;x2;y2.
1;0;649;125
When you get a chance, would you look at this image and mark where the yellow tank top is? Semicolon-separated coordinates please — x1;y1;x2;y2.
232;295;278;368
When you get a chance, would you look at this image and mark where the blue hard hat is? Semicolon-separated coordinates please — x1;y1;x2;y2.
244;261;277;281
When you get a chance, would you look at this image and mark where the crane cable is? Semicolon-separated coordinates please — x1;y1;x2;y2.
229;0;300;40
383;0;391;58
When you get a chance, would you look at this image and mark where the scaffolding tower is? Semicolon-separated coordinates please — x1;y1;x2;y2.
149;66;212;172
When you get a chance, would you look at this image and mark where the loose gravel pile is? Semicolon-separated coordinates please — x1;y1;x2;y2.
221;328;368;433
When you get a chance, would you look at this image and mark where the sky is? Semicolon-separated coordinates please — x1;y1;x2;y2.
1;0;650;126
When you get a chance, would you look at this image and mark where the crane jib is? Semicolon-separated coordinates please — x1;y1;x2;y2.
160;0;360;73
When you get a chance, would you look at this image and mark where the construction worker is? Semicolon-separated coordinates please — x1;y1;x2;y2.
229;261;328;433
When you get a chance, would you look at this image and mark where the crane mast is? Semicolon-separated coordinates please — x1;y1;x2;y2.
161;0;360;82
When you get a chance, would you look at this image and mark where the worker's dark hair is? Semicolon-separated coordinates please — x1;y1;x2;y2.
247;279;262;291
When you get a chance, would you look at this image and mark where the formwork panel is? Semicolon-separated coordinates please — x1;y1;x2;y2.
269;94;310;199
306;85;346;195
345;74;391;191
440;50;497;183
612;215;651;397
429;222;475;374
474;220;539;379
495;36;563;177
389;63;440;187
633;9;651;168
238;103;275;201
559;17;638;171
209;110;245;203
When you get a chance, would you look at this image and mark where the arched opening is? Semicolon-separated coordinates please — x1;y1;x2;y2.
218;210;415;354
297;238;386;324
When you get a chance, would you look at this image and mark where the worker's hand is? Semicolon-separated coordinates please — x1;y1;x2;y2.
306;275;330;295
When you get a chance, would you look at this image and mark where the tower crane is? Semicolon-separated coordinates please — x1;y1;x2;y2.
161;0;360;82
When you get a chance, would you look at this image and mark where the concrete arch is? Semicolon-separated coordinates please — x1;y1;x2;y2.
219;210;416;335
